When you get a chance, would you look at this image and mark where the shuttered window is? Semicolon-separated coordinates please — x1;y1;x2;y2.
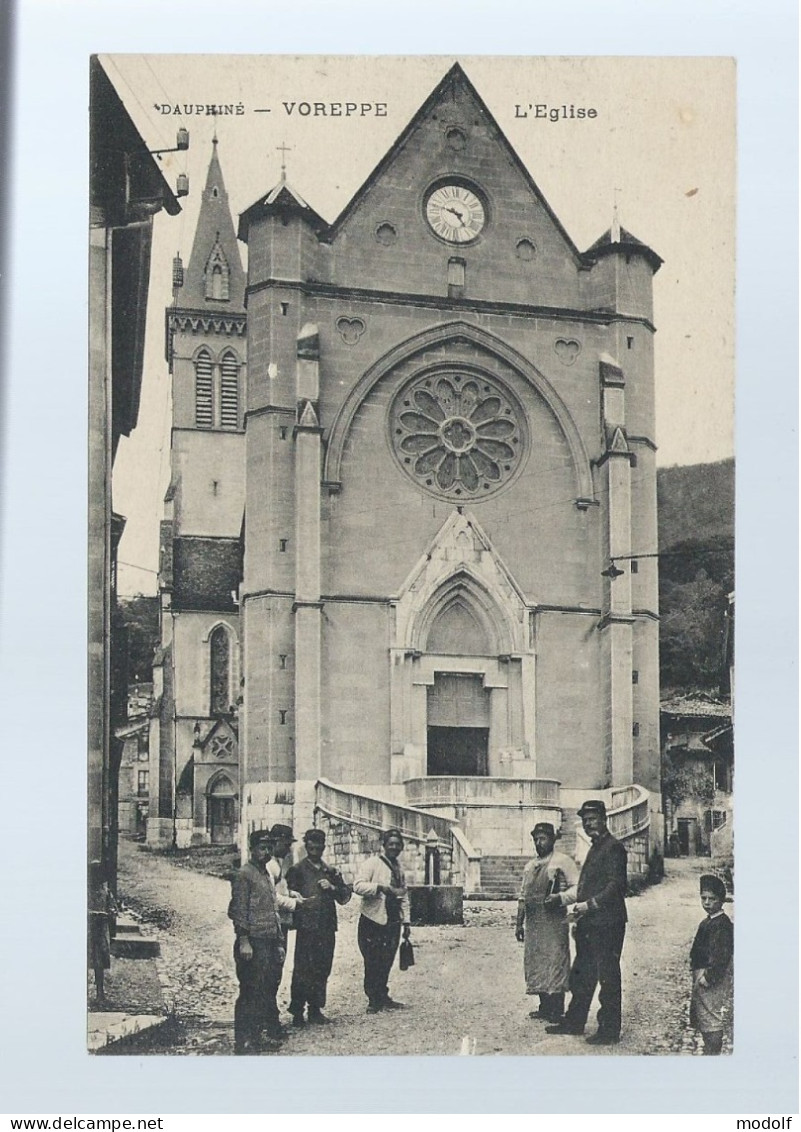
195;350;213;428
220;352;239;429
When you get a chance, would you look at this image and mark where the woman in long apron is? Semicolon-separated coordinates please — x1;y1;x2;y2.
516;823;579;1022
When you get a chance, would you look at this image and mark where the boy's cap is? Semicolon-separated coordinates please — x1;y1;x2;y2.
304;829;326;844
699;874;727;901
249;828;272;848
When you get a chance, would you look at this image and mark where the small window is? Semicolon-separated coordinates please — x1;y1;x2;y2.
279;655;287;670
205;242;230;301
279;709;288;724
447;257;465;298
632;670;639;685
632;722;640;737
137;770;149;797
279;426;288;440
279;539;288;552
631;560;639;573
627;336;634;350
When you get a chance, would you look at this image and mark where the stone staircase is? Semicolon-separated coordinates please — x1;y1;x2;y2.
478;855;529;898
111;916;160;960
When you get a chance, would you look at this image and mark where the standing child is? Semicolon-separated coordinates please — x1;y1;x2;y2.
88;860;118;1004
689;873;733;1055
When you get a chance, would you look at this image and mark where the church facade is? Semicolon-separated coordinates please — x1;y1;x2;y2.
149;64;662;870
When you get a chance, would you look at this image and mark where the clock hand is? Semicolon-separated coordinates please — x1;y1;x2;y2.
445;206;466;225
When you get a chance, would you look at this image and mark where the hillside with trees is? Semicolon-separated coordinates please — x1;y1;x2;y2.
657;459;734;693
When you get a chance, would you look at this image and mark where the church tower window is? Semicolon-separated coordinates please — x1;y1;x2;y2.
195;349;214;428
210;625;231;715
204;237;230;301
220;351;240;429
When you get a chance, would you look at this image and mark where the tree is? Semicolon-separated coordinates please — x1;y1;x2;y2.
662;748;715;811
118;595;160;683
659;567;730;691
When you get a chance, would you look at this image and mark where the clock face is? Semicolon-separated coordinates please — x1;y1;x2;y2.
425;184;486;243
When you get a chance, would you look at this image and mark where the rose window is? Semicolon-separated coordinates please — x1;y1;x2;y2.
390;373;526;499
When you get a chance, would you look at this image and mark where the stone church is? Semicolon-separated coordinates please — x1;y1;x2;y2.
148;64;663;886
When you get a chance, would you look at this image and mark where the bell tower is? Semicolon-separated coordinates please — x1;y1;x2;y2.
148;139;247;847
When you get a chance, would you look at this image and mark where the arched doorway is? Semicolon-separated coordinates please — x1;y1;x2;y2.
208;774;236;844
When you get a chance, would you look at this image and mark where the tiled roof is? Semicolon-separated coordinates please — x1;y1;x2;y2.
661;694;732;719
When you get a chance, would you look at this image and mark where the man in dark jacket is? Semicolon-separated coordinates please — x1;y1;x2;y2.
546;798;628;1045
285;829;352;1025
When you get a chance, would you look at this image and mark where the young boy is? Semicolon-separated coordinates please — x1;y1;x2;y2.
689;873;733;1055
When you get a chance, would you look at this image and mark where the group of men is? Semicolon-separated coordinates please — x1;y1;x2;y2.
228;823;411;1054
228;799;629;1054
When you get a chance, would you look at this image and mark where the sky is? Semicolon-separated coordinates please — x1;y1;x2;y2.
105;54;736;597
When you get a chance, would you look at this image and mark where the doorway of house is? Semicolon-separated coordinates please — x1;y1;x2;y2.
426;673;490;776
676;817;698;856
208;777;236;844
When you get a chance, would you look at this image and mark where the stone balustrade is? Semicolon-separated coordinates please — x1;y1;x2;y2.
404;775;560;809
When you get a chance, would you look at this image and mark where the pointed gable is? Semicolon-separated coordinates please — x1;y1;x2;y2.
182;139;246;311
328;63;580;257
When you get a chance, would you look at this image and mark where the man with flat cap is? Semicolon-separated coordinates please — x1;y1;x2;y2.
285;829;352;1025
228;828;301;1053
516;822;579;1023
546;798;628;1045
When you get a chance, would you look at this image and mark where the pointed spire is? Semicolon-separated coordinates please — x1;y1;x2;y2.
611;187;621;244
181;139;246;310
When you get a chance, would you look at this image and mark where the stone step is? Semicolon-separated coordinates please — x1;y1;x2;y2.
111;935;160;959
110;919;160;959
479;855;529;897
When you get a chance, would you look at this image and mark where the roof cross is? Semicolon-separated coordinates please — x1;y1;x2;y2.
277;141;292;177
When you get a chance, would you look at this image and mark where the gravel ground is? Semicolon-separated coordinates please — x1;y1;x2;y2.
116;838;730;1057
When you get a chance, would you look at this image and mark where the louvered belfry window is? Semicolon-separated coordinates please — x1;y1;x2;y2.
220;352;239;429
210;626;230;715
195;350;214;428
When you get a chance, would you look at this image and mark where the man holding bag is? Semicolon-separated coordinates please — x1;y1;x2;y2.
353;828;412;1014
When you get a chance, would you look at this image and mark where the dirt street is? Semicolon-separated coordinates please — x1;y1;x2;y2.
116;839;725;1057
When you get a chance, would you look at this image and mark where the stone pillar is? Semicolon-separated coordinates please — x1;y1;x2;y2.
88;224;111;871
598;359;635;787
487;684;509;776
293;325;322;831
520;652;537;775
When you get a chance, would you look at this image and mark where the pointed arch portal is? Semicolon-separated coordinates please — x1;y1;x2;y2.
389;511;537;784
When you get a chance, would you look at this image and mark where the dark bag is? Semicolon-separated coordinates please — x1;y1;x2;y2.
399;938;415;971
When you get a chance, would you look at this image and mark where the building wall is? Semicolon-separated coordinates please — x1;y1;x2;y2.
237;68;660;851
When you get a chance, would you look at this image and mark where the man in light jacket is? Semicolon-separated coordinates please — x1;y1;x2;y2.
353;828;411;1013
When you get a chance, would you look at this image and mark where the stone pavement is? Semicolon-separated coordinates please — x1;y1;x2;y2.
113;838;731;1057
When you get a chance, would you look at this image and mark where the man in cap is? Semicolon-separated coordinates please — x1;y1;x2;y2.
515;822;579;1022
546;798;628;1045
228;828;290;1053
353;828;411;1013
285;829;352;1025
